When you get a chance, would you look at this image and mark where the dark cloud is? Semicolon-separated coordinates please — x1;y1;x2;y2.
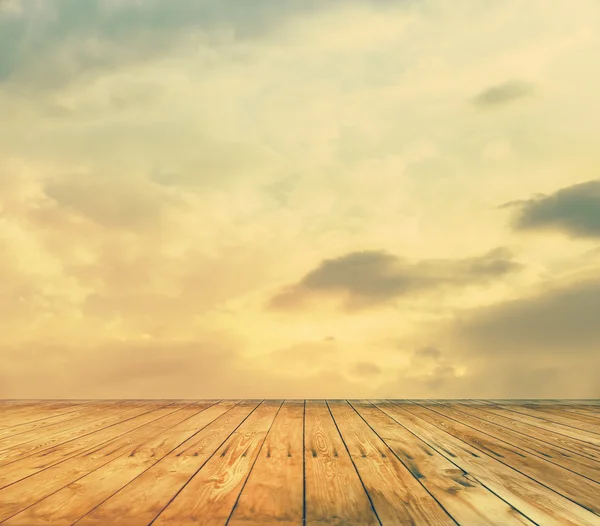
454;276;600;355
472;80;534;108
506;179;600;238
268;248;522;311
0;0;398;90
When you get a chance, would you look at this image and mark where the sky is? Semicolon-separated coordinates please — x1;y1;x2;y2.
1;0;599;399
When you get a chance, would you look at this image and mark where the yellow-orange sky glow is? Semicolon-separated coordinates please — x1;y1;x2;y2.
1;0;599;398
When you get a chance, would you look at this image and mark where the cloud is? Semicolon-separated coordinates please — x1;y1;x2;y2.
379;356;600;399
507;179;600;238
0;0;400;91
0;0;22;18
43;175;179;231
351;361;382;377
472;80;534;108
376;345;461;397
268;248;522;311
453;275;600;356
413;345;442;360
269;340;337;369
2;0;600;399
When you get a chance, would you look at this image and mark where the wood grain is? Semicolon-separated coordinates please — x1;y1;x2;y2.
3;401;224;526
304;400;379;526
377;401;600;526
425;401;600;481
0;400;598;525
490;404;600;434
402;402;600;514
459;401;600;462
350;400;534;526
0;403;203;522
228;400;304;526
152;400;282;526
76;400;258;526
0;402;161;467
0;402;175;489
329;400;454;525
478;401;600;446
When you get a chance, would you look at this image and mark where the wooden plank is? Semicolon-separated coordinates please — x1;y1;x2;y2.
350;400;534;525
424;401;600;481
0;399;596;525
0;402;135;452
559;407;600;421
0;403;209;522
0;402;122;440
328;400;454;525
151;400;281;526
501;402;600;422
0;403;101;439
0;401;39;408
478;402;600;446
485;401;600;420
0;402;162;468
304;400;379;526
480;400;600;412
404;402;600;515
375;401;600;526
496;404;600;434
487;400;600;407
0;402;176;489
2;401;226;526
75;400;259;526
459;402;600;462
228;400;304;526
0;401;92;428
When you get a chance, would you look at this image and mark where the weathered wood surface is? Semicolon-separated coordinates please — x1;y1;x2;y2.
0;400;597;525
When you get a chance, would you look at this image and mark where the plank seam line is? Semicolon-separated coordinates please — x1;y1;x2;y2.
347;400;459;526
72;400;229;525
0;404;113;443
399;401;600;517
560;408;600;421
0;404;147;454
0;401;207;523
225;400;284;525
474;401;600;444
371;401;538;526
487;404;600;438
460;401;600;464
0;401;96;433
0;402;182;489
148;400;264;526
325;400;383;526
0;402;174;471
424;401;600;482
302;399;306;526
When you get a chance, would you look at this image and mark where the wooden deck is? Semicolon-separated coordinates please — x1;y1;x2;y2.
0;400;598;525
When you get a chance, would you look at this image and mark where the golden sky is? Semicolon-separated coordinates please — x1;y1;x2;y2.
1;0;599;398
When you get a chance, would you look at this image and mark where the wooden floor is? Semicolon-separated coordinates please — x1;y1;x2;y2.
0;401;598;525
